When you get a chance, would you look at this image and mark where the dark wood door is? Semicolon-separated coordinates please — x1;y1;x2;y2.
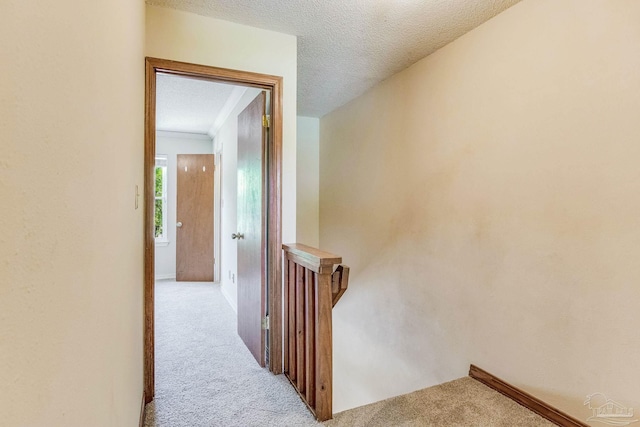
237;92;266;366
176;154;215;281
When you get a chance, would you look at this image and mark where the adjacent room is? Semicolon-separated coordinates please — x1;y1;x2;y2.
148;74;315;425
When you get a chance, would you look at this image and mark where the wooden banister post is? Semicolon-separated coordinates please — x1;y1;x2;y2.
315;270;333;421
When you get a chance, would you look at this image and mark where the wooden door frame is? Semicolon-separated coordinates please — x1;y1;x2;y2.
144;57;283;403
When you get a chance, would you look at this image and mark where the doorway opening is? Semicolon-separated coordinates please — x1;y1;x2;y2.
144;57;283;404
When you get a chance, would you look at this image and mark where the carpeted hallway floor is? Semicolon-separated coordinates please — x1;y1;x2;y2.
144;280;553;427
144;280;318;427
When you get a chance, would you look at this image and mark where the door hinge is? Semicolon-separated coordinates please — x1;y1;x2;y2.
262;315;270;330
262;115;270;128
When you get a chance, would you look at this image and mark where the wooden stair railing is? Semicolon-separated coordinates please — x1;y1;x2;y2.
282;243;349;421
331;264;349;307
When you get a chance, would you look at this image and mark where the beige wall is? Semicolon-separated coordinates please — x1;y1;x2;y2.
296;117;320;247
146;5;298;245
0;1;145;426
320;0;640;419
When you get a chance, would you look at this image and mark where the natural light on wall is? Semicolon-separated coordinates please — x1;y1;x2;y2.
155;155;168;243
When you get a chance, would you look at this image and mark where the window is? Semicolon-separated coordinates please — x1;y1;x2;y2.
155;155;168;243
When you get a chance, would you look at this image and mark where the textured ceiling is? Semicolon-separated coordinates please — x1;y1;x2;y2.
156;73;246;135
148;0;521;117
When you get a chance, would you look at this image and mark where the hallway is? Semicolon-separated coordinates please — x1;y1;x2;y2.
143;280;319;427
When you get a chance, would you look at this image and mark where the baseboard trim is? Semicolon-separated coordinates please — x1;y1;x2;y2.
220;284;238;313
139;391;146;427
469;365;587;427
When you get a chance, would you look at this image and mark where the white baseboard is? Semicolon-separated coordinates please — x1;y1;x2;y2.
221;284;238;313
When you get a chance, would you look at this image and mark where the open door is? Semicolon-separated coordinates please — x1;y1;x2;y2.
236;92;267;367
176;154;215;282
145;58;285;402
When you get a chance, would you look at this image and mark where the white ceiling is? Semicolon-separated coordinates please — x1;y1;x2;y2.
148;0;521;118
156;73;249;136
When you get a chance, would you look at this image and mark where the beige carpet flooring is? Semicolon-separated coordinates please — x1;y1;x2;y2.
327;377;555;427
145;280;554;426
144;280;318;427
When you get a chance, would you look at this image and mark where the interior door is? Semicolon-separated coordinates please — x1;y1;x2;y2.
236;92;267;367
176;154;215;282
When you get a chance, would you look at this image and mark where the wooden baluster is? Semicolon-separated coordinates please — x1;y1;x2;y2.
296;264;306;393
283;258;289;373
305;270;316;408
288;260;297;382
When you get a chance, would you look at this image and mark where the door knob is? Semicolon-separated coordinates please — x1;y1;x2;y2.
176;222;183;228
232;232;244;240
